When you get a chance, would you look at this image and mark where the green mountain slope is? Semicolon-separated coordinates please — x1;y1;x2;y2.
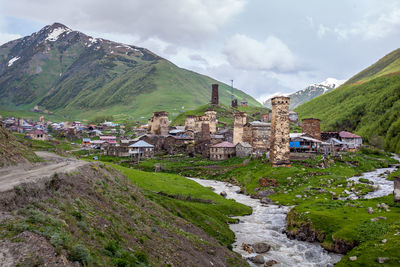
296;48;400;154
0;23;260;121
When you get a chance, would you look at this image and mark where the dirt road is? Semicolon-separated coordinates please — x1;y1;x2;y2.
0;151;88;192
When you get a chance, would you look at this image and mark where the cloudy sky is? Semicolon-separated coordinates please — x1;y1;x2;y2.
1;0;399;103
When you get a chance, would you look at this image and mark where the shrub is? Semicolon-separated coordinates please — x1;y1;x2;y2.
68;243;92;264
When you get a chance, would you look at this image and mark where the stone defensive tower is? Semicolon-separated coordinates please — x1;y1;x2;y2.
185;115;196;131
205;110;217;134
302;118;321;140
211;84;219;105
269;96;290;167
150;111;169;136
233;112;247;144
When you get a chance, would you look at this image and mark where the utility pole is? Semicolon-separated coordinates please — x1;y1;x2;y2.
231;80;234;101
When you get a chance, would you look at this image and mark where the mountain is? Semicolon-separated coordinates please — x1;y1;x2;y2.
263;78;345;109
296;48;400;154
0;23;260;121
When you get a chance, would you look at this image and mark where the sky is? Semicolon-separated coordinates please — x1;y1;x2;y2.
0;0;399;103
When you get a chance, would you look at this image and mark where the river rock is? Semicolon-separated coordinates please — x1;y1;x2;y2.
380;203;390;211
367;207;374;214
381;239;387;244
252;242;271;253
349;256;357;261
261;198;273;204
264;259;279;266
256;189;274;198
220;191;227;197
250;255;265;264
377;257;388;263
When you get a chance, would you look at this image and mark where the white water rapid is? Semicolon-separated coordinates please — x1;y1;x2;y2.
348;154;400;199
189;178;342;267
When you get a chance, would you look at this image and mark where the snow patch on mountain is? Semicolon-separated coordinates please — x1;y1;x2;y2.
8;56;20;67
46;27;72;42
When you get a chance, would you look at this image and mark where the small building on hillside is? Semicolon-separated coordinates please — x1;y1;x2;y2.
339;131;363;149
100;136;117;144
236;142;253;158
26;129;49;141
290;133;323;153
210;141;236;161
128;140;154;158
105;145;130;157
82;138;91;147
289;111;298;122
240;100;248;107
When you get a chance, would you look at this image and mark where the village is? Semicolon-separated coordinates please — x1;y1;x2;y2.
0;84;363;165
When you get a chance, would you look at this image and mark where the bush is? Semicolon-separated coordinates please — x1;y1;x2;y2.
68;243;92;264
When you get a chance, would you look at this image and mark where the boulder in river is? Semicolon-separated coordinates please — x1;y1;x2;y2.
252;242;271;253
264;259;279;266
260;198;273;204
256;189;275;198
220;191;227;197
250;254;265;264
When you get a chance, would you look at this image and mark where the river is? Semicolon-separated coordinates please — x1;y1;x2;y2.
189;178;342;266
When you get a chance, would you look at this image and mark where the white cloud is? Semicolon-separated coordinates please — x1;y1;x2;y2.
317;3;400;40
223;34;298;72
2;0;247;46
0;32;21;45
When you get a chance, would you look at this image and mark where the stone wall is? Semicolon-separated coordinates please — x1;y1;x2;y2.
269;96;290;167
185;111;217;134
233;112;247;144
302;118;321;140
243;122;271;153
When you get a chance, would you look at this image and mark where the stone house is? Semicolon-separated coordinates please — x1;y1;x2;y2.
26;129;49;141
129;140;154;158
242;121;271;154
236;142;253;158
210;141;236;161
105;145;130;157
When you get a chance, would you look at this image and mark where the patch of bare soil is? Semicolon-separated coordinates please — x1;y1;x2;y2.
0;231;75;267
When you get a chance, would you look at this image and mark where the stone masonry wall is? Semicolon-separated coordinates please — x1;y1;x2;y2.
302;118;321;140
233;112;247;145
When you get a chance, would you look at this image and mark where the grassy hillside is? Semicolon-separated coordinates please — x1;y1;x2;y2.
171;103;269;128
296;48;400;154
0;162;248;266
0;127;40;166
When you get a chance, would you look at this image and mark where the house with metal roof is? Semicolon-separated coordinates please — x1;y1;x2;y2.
128;140;154;158
339;131;362;149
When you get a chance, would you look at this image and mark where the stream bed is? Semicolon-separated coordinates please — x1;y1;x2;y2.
189;178;342;267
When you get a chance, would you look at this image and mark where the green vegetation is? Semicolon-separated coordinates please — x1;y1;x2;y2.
0;25;261;122
107;163;252;246
296;48;400;155
171;103;268;127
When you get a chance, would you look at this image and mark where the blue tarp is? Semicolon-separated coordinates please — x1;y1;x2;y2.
290;141;300;148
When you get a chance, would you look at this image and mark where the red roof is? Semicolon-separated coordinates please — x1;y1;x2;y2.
29;129;45;135
211;141;235;148
339;131;361;138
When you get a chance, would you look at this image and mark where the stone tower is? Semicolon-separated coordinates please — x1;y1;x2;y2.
211;84;219;105
302;118;321;140
185;115;196;131
233;112;247;144
150;111;169;136
269;96;290;167
205;110;217;134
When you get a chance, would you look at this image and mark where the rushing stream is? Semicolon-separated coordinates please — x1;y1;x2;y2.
188;154;399;266
189;178;342;266
348;154;400;199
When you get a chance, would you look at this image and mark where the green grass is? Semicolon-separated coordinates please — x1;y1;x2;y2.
107;163;252;245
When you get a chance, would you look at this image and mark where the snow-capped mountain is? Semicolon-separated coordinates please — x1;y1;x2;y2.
263;78;346;109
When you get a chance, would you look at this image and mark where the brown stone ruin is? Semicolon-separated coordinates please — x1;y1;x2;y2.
302;118;321;140
231;99;238;108
394;177;400;202
233;112;247;144
149;111;169;136
185;111;217;135
211;84;219;105
269;96;290;167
